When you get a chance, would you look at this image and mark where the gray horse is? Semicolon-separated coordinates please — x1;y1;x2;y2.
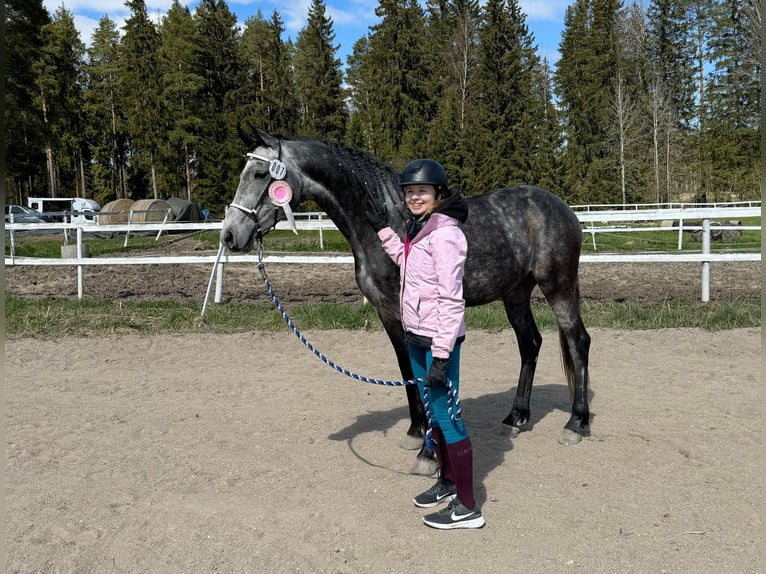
221;130;591;475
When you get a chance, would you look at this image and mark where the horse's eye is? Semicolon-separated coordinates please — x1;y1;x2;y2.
251;162;269;178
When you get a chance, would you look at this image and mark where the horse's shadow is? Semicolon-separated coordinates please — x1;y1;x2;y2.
327;383;594;505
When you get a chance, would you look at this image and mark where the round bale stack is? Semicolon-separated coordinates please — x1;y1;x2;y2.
99;198;135;225
130;199;175;222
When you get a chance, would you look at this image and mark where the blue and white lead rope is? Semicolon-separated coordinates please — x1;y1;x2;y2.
256;261;462;449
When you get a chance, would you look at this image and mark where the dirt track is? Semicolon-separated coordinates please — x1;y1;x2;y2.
5;242;762;573
4;247;762;304
6;328;761;573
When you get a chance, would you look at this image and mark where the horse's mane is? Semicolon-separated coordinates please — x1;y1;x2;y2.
260;134;401;208
247;130;399;201
326;141;400;201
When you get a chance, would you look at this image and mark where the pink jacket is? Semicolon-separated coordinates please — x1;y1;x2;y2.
378;213;467;359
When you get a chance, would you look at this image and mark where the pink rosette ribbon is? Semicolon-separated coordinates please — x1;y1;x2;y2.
268;180;297;234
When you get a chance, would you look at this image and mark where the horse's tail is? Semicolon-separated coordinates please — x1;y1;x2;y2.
558;328;576;402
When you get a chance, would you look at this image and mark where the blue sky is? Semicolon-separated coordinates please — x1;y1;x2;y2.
48;0;571;67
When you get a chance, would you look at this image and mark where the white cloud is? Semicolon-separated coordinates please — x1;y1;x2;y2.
538;47;561;65
327;0;376;28
518;0;570;21
46;0;181;44
72;13;115;44
44;0;125;13
227;0;309;32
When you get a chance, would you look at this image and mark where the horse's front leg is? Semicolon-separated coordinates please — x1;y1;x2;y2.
381;320;437;476
501;294;542;436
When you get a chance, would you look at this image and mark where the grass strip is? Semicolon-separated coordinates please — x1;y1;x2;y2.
5;295;760;339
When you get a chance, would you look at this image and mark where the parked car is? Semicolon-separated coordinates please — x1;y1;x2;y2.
5;205;46;224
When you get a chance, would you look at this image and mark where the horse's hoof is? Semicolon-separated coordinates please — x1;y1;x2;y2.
409;458;438;476
399;435;424;451
558;428;583;445
500;424;521;438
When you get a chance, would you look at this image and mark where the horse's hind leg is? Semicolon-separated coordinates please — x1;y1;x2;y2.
541;285;591;445
501;276;543;437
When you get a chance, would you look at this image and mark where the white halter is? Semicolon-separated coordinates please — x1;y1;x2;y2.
228;151;297;234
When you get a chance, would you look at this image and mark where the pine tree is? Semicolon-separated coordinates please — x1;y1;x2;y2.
703;0;760;200
5;0;50;202
34;6;87;198
238;10;299;138
361;0;432;162
193;0;244;215
422;0;481;192
83;16;128;202
294;0;347;141
555;0;623;203
121;0;163;199
345;36;375;150
556;0;591;201
613;2;654;203
268;13;300;135
647;0;696;127
646;0;696;202
473;0;549;195
159;0;204;201
528;58;564;193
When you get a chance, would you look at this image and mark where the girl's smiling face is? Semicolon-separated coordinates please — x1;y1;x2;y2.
404;185;438;218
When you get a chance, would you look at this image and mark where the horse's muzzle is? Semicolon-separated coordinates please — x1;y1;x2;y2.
220;216;256;253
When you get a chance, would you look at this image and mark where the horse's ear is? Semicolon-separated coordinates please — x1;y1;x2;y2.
237;121;253;146
236;121;278;150
254;129;279;149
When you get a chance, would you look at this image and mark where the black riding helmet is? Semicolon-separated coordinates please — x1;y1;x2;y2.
399;159;450;198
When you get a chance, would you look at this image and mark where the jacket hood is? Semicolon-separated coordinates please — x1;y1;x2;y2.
434;191;468;223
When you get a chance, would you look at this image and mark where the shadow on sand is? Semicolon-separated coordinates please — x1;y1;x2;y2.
327;382;595;505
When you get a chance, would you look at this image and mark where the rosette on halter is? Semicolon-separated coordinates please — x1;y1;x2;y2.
265;158;297;235
268;179;297;234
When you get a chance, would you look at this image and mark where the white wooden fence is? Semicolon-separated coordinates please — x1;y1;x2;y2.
5;204;761;303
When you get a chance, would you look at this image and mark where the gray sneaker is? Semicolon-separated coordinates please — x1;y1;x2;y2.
413;478;457;508
422;498;485;530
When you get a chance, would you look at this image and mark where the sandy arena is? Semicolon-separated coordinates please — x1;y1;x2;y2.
5;253;762;573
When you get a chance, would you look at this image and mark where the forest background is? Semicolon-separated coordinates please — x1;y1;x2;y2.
4;0;761;218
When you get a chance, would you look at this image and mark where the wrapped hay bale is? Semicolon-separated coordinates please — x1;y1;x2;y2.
130;199;175;222
99;199;135;225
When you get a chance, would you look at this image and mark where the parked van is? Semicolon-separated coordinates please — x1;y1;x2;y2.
27;197;101;224
71;198;101;224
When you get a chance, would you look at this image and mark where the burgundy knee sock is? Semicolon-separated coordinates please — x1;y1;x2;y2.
445;437;476;509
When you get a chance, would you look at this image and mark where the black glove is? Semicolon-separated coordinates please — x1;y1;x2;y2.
426;357;450;388
365;194;387;232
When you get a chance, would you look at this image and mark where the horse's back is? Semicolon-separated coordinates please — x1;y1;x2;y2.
466;183;579;231
461;185;582;305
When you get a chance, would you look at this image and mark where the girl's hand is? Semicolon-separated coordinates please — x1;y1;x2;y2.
426;357;449;387
365;194;387;232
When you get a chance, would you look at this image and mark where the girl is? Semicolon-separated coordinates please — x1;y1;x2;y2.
367;158;484;530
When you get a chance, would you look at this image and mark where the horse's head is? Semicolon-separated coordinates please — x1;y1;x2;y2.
221;129;303;252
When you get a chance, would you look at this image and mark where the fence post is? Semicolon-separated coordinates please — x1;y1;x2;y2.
9;213;16;257
77;226;85;300
155;209;172;242
701;219;710;302
202;243;225;317
124;211;133;248
214;259;224;303
677;218;684;250
319;213;325;250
